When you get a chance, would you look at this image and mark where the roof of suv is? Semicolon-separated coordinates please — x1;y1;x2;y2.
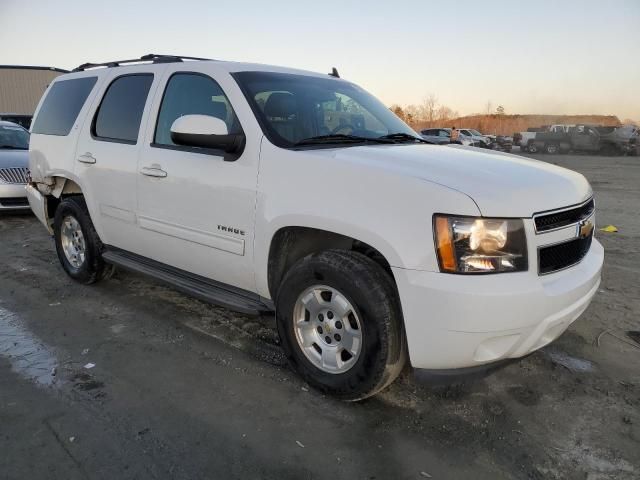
68;54;338;80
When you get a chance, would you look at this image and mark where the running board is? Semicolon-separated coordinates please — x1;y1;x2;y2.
102;247;274;316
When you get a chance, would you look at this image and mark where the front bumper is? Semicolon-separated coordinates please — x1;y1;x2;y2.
0;183;29;209
393;238;604;370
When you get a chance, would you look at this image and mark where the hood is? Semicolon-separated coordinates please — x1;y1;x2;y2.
0;149;29;169
307;144;591;217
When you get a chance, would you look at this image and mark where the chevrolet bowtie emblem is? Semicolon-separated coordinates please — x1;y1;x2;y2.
578;217;594;239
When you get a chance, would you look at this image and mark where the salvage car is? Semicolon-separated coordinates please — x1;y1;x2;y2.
522;124;638;155
0;121;30;210
26;54;604;400
458;128;492;148
485;134;513;152
420;128;451;145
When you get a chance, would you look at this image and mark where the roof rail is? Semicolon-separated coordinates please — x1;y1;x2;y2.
72;54;214;72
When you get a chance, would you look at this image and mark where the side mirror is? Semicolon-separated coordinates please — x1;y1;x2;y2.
170;114;245;155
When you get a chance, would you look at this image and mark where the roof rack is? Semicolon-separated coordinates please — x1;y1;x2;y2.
72;54;214;72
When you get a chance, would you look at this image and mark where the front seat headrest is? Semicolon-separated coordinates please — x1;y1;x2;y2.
264;92;296;119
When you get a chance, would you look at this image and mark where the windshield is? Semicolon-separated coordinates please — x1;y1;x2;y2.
233;71;417;147
469;129;483;136
0;124;29;149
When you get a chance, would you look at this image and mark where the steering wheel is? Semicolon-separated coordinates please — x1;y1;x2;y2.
331;123;356;135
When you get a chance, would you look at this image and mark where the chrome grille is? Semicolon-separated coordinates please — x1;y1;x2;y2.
534;199;594;233
0;167;29;184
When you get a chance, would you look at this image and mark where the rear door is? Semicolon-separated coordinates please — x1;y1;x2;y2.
135;66;260;292
75;68;162;252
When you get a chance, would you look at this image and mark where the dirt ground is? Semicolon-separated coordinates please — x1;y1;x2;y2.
1;151;638;480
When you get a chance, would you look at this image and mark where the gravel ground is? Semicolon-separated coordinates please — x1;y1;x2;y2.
1;151;638;480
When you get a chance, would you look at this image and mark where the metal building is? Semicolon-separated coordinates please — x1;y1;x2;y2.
0;65;68;127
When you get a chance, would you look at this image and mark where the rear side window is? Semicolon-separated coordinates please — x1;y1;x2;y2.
93;74;153;144
31;77;97;136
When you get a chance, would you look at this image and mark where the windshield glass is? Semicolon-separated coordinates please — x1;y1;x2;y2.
0;124;29;149
469;129;483;136
233;71;417;147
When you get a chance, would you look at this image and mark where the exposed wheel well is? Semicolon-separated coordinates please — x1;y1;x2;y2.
267;226;394;299
44;177;84;222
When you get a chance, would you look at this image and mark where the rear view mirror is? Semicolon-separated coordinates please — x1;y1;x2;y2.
170;114;245;156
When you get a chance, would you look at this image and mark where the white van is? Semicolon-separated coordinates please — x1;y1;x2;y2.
27;55;603;400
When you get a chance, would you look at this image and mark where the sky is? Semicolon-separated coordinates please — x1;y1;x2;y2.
2;0;639;120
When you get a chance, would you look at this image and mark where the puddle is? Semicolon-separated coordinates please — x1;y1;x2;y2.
545;349;594;373
0;305;59;386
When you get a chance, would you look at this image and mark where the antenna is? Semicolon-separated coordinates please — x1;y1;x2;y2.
329;67;340;78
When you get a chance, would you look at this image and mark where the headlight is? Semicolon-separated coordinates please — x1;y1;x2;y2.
434;215;528;273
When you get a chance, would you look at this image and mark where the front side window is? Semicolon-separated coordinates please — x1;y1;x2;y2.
31;77;97;136
93;74;153;143
233;71;417;148
154;73;241;147
0;124;29;149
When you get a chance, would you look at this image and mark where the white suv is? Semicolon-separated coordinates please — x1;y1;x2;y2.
27;54;603;400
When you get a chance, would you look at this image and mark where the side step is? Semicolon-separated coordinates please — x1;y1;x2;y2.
102;247;274;316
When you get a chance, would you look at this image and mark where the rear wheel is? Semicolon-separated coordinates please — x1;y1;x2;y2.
54;196;110;284
527;142;538;153
276;250;406;401
545;143;559;154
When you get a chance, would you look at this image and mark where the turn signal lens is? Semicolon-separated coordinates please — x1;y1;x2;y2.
435;216;456;271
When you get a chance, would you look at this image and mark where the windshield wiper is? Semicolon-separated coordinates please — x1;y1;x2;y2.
379;133;432;143
294;134;394;146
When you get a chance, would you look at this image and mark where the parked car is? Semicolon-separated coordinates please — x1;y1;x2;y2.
485;134;513;152
457;128;492;148
528;124;638;155
420;128;451;145
437;128;479;147
0;121;30;210
0;114;33;130
27;54;603;400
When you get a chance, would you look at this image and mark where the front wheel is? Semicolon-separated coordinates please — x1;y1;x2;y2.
54;196;110;284
276;250;406;401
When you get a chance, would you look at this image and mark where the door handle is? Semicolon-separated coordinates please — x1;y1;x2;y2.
77;152;96;164
140;165;168;178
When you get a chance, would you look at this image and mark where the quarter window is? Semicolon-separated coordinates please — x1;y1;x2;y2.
93;74;153;143
31;77;97;136
154;73;240;147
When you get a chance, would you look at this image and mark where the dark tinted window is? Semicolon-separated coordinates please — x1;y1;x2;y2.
31;77;97;136
154;73;240;146
94;74;153;143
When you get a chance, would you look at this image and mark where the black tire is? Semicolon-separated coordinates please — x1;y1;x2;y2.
53;196;109;284
275;249;406;401
527;142;538;153
600;143;619;157
545;143;559;154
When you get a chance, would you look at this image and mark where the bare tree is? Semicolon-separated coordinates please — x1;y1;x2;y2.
420;94;438;127
390;104;406;121
437;105;454;123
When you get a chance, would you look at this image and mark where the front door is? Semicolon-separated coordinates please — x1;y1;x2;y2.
135;69;259;292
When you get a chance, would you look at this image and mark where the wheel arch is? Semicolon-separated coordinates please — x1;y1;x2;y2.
36;176;86;231
266;225;398;301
